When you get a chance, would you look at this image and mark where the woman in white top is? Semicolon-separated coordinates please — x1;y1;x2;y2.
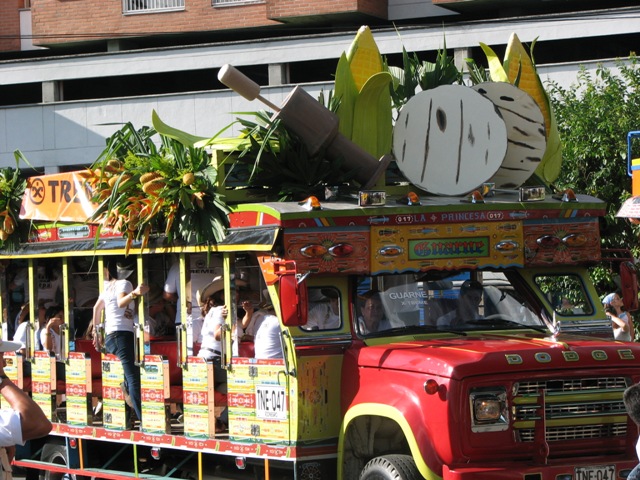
12;303;31;376
40;305;66;385
603;292;633;342
92;258;149;424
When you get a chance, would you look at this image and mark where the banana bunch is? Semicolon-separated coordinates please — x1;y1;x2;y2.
480;33;562;183
334;25;393;159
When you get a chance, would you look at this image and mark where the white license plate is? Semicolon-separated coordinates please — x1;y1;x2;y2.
574;465;615;480
255;385;287;421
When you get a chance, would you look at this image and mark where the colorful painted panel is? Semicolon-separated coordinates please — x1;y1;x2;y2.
141;355;170;434
102;353;129;430
524;218;601;266
296;355;342;441
228;357;290;443
284;227;369;273
183;356;216;439
371;221;524;273
66;352;92;426
32;351;56;421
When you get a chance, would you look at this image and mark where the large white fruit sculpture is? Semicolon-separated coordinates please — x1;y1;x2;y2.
472;82;546;189
392;84;508;196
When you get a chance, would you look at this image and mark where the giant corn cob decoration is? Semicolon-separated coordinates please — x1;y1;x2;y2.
335;26;393;159
481;33;562;184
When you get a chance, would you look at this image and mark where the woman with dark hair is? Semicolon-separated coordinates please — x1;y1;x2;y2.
603;291;632;342
92;258;149;426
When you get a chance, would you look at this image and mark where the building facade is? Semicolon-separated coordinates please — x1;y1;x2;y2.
0;0;639;172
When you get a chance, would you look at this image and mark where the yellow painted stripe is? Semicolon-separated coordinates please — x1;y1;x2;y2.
339;403;442;480
0;242;274;259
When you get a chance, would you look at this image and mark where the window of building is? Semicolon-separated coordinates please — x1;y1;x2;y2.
122;0;185;14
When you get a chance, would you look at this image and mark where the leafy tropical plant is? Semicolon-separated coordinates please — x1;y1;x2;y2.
387;37;462;115
228;111;356;201
546;57;640;334
85;122;229;253
0;151;29;251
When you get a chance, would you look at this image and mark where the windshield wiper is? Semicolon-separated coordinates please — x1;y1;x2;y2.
467;318;548;333
367;324;467;337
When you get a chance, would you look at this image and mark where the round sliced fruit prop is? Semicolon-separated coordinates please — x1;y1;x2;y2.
472;82;546;189
392;84;507;196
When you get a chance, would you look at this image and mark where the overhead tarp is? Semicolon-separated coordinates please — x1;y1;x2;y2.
0;226;280;258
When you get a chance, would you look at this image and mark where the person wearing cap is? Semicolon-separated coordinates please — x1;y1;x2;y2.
436;280;483;328
357;291;391;334
603;291;632;342
92;257;149;426
304;288;341;331
0;338;52;475
196;279;230;429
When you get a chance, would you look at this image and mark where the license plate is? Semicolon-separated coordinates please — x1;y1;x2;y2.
255;385;287;421
574;465;615;480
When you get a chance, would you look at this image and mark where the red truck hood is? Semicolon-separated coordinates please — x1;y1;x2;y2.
356;332;640;380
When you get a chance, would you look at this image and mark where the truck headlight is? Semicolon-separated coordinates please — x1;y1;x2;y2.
470;388;508;432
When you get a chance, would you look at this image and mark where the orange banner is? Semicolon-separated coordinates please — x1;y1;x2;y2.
19;171;98;223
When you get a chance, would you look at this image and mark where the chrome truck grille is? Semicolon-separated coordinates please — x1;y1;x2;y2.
513;377;629;443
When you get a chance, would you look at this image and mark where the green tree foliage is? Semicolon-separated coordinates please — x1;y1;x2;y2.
547;58;640;302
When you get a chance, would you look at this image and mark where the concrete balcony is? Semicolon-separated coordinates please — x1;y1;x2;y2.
266;0;388;23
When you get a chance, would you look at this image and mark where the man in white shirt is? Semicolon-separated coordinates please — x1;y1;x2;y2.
0;339;52;476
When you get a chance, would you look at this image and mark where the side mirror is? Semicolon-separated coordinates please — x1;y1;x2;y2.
277;262;308;327
620;260;639;312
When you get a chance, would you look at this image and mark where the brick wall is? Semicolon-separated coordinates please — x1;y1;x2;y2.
0;0;24;52
29;0;283;46
266;0;387;20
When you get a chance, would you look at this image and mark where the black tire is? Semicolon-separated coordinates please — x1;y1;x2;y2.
38;443;81;480
359;454;421;480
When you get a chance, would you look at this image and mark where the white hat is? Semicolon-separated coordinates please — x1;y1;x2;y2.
196;275;248;307
116;260;135;280
0;338;22;353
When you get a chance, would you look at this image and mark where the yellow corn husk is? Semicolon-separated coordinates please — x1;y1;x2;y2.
503;33;551;138
140;172;162;184
335;52;359;140
346;26;383;92
479;43;509;83
351;72;393;158
504;33;562;182
538;107;563;182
